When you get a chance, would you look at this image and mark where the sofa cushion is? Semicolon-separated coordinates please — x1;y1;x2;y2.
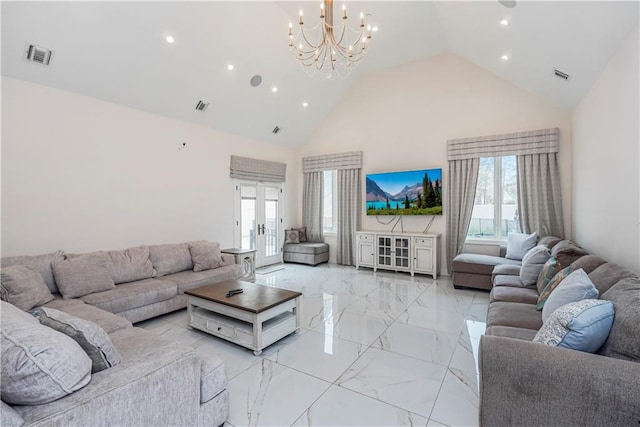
284;229;300;244
486;301;543;330
38;307;121;373
519;244;551;286
598;277;640;361
569;255;607;275
505;232;537;261
536;265;572;310
52;253;116;299
492;264;521;277
542;269;599;322
80;278;177;314
1;265;55;310
490;286;539;305
1;250;65;294
534;299;614;353
163;264;243;294
550;240;588;270
283;242;329;255
0;301;92;405
493;274;526;288
537;236;562;250
189;241;223;272
42;298;133;334
149;243;194;276
588;263;639;295
199;353;227;403
453;253;521;276
293;226;308;243
106;245;156;284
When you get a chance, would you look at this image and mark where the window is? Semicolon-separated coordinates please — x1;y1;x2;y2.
467;156;520;240
323;170;336;234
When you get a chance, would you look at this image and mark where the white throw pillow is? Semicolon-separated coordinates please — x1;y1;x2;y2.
505;232;538;261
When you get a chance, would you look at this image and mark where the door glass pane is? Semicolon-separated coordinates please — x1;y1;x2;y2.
241;185;256;198
241;199;256;250
265;186;279;200
265;199;278;257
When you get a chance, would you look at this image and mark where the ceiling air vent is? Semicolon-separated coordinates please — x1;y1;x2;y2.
553;69;571;81
25;44;53;66
272;126;280;134
195;100;209;112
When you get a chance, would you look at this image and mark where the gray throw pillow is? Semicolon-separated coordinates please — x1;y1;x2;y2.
148;243;194;276
38;307;121;373
189;241;223;272
598;277;640;361
1;250;65;294
505;232;537;261
1;265;55;310
519;244;551;286
1;301;91;405
542;269;599;322
52;253;115;299
293;227;308;243
284;229;300;244
106;245;156;284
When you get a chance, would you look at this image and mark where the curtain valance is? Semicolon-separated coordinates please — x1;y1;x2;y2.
302;151;363;173
447;128;559;161
229;155;286;182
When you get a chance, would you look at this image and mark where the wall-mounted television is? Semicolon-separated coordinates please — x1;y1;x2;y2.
366;168;442;215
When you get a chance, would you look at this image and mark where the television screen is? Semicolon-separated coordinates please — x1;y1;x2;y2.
366;168;442;215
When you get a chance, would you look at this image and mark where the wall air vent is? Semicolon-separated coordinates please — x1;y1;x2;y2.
272;126;280;134
553;69;570;81
195;100;209;112
25;44;53;66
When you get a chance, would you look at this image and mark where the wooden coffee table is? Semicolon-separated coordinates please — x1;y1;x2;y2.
185;279;301;355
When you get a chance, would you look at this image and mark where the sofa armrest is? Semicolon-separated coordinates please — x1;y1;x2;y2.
479;335;640;426
14;346;203;427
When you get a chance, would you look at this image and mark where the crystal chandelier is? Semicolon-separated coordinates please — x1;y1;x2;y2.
288;0;373;80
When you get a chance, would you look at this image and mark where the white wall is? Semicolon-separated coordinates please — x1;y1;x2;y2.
572;25;639;273
302;54;573;273
1;77;299;256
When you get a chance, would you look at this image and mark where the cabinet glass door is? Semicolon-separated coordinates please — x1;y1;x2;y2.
378;236;392;267
394;237;410;268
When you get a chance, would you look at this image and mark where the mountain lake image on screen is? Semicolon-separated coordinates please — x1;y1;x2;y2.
366;168;443;215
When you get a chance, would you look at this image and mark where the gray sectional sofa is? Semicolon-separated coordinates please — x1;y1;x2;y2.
1;241;242;427
479;239;640;425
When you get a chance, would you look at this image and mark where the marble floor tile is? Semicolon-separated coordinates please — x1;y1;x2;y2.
430;368;479;427
292;385;429;426
137;318;208;348
265;330;366;383
298;293;363;329
159;308;189;327
449;336;481;375
396;305;467;336
227;359;330;427
337;347;448;418
373;323;458;367
312;310;392;346
427;419;449;426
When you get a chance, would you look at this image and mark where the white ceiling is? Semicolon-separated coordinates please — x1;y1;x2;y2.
2;1;638;147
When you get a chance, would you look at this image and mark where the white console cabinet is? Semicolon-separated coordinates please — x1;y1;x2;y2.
355;231;440;278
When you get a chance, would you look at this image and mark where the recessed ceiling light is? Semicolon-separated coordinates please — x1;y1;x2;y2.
372;26;379;32
165;35;175;44
500;19;509;26
227;64;234;71
272;87;278;93
501;54;509;61
302;101;309;107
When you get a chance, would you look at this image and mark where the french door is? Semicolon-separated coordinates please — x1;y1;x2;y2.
234;181;283;267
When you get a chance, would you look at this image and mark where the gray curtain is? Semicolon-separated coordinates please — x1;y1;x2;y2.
517;153;564;238
446;158;480;273
303;171;324;242
336;168;361;265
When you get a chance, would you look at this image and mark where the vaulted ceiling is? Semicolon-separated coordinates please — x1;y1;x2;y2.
2;1;638;147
